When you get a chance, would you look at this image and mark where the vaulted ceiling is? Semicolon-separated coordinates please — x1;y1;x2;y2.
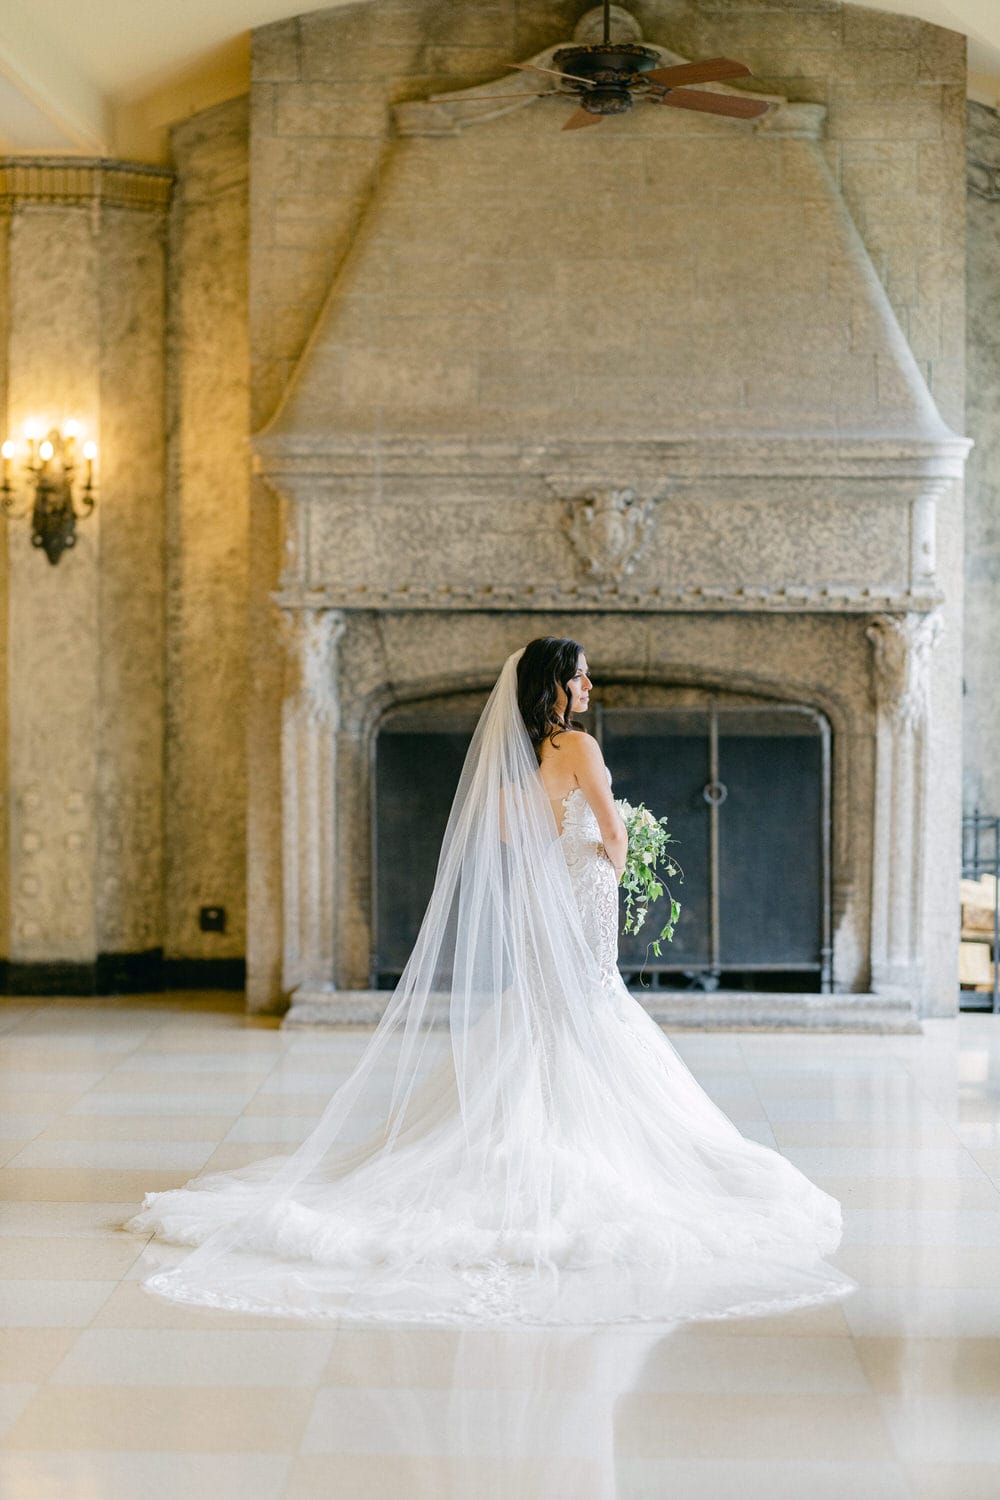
1;0;997;163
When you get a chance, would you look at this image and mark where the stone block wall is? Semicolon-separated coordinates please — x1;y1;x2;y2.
965;101;1000;818
164;100;251;967
0;116;250;990
250;0;966;432
0;165;170;984
245;0;969;1013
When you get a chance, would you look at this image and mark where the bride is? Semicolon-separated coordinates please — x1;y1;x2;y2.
125;638;855;1326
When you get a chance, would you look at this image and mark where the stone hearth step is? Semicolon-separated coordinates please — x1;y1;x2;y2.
282;988;921;1034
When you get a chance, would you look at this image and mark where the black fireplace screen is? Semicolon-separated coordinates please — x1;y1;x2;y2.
373;694;831;994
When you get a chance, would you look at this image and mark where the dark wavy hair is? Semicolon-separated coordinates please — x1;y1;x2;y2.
516;636;586;759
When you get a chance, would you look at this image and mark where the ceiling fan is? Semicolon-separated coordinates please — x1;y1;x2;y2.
459;0;772;132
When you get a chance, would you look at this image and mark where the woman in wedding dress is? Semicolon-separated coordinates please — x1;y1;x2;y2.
125;638;855;1326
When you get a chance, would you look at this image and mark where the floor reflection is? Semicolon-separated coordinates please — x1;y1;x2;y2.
314;1322;668;1499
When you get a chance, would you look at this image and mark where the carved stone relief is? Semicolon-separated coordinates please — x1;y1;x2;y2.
866;611;943;1002
866;611;943;732
560;486;658;585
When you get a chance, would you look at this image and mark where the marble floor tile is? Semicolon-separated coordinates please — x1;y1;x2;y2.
0;1069;109;1093
842;1287;1000;1338
69;1092;252;1116
0;1328;80;1382
222;1115;317;1144
300;1385;607;1458
772;1118;961;1147
906;1462;1000;1499
5;1140;219;1171
854;1336;1000;1395
36;1113;231;1142
762;1097;948;1123
49;1329;338;1388
0;1113;52;1139
281;1452;599;1500
0;1452;292;1500
4;1385;316;1452
727;1119;778;1148
90;1070;269;1094
782;1146;985;1178
0;1278;117;1327
201;1143;294;1170
0;1168;193;1202
814;1175;1000;1209
0;1201;140;1237
0;1382;39;1439
627;1332;871;1394
1;1090;96;1114
119;1052;286;1074
612;1392;896;1462
668;1303;853;1338
241;1096;327;1118
836;1244;1000;1288
879;1394;1000;1463
90;1280;326;1332
0;998;998;1497
0;1235;144;1279
839;1208;1000;1247
614;1458;914;1500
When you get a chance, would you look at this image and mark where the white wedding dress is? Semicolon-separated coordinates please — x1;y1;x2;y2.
126;653;854;1327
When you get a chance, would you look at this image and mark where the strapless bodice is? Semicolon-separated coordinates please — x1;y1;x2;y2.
557;767;619;985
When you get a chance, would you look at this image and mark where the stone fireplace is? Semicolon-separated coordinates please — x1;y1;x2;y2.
252;9;969;1027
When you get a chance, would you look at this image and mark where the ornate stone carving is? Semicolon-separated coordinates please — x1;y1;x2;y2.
866;611;943;731
561;487;656;585
276;603;346;995
968;156;1000;202
278;606;346;727
0;158;173;213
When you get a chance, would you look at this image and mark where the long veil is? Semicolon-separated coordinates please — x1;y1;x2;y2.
127;647;855;1326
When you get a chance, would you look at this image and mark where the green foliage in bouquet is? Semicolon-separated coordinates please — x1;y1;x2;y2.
615;799;683;957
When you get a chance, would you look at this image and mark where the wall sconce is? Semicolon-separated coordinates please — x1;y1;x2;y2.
1;421;98;565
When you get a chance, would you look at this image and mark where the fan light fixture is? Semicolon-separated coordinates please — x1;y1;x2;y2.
512;1;772;131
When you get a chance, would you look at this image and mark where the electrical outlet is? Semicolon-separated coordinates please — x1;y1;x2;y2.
199;905;226;933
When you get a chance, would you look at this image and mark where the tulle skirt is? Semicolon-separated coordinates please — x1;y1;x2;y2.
125;984;855;1328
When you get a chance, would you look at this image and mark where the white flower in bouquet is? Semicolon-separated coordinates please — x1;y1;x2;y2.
613;796;683;956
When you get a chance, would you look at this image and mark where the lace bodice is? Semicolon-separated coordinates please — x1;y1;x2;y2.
559;767;620;986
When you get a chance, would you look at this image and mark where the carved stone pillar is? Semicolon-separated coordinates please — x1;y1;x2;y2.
278;605;345;996
866;611;942;1001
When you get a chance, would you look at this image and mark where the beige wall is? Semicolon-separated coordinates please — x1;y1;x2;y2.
0;1;989;1006
0;113;251;986
965;100;1000;817
0;168;169;979
165;99;251;965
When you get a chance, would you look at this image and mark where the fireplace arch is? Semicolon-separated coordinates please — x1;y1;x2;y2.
370;680;832;994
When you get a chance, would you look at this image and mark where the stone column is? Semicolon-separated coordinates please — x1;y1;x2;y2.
866;611;942;1002
278;605;345;996
0;161;169;990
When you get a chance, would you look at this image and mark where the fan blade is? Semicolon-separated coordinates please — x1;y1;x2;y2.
428;91;556;102
513;61;595;88
562;106;604;131
654;88;770;119
646;57;752;89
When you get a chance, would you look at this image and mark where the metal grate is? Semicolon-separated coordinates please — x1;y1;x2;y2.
961;811;1000;1014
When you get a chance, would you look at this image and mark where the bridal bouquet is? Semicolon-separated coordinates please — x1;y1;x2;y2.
615;798;682;956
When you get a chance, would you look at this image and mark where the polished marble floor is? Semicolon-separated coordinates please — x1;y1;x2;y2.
1;994;999;1499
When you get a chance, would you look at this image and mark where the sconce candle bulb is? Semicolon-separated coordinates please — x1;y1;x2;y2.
1;421;98;564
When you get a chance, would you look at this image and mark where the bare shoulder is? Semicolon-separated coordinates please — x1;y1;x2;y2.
560;729;605;766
